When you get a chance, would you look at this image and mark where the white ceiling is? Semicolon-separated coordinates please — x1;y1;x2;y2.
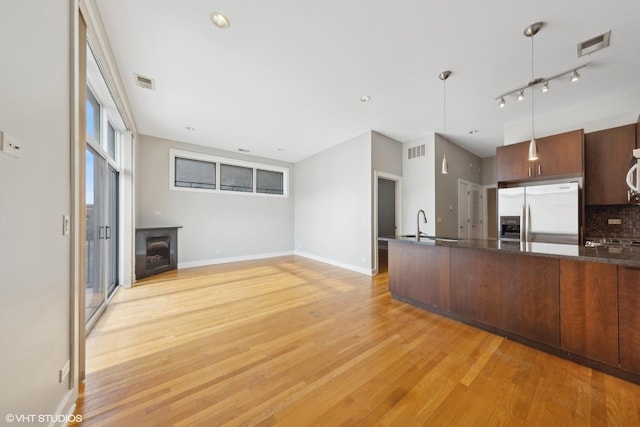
94;0;640;162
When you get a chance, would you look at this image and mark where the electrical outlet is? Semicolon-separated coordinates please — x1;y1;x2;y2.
608;218;622;225
59;360;70;383
153;211;162;216
1;131;21;158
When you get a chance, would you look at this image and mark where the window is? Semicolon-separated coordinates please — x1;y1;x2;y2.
170;149;288;197
86;88;101;144
220;164;253;192
107;122;116;160
175;157;216;189
257;169;284;195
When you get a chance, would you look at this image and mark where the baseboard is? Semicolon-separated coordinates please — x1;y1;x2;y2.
294;251;373;276
48;388;78;427
178;251;295;269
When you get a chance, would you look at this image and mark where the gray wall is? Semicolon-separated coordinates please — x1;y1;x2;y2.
294;131;373;273
435;133;483;237
401;134;436;236
372;131;403;176
136;135;295;266
482;156;497;186
0;0;75;419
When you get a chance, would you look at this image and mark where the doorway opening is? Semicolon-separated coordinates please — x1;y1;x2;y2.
374;172;402;275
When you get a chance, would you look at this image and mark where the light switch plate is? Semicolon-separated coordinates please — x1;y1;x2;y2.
62;215;70;236
1;131;22;158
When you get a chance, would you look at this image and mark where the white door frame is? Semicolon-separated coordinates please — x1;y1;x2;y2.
373;171;402;275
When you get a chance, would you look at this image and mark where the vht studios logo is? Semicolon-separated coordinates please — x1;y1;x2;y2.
5;413;83;423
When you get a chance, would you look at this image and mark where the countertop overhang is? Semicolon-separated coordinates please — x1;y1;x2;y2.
379;236;640;267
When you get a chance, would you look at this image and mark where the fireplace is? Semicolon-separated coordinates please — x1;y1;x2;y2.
135;227;181;280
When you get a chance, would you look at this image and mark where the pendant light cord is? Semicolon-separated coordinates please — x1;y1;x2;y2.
531;35;535;139
443;79;447;134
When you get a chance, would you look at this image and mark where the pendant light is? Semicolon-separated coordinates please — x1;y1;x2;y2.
439;70;451;174
525;22;542;161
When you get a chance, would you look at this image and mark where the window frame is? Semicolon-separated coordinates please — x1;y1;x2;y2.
169;149;289;198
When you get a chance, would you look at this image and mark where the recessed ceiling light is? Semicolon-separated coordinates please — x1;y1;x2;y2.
211;12;230;29
238;148;250;153
360;95;371;102
277;148;285;152
185;126;195;131
468;130;478;134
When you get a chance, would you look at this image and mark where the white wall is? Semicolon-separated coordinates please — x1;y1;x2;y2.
504;89;640;146
295;131;373;274
401;134;436;236
136;135;295;268
0;0;76;421
434;133;483;237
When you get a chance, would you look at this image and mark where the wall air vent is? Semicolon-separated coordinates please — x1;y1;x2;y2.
134;74;155;90
577;31;611;57
407;144;426;160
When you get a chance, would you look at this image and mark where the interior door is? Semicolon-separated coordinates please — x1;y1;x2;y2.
470;184;483;239
458;181;470;238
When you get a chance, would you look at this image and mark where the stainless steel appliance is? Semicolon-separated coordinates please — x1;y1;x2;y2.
626;148;640;203
498;182;579;244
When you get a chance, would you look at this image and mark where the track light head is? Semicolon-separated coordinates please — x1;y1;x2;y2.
517;90;525;101
541;81;549;93
498;97;506;108
570;70;580;82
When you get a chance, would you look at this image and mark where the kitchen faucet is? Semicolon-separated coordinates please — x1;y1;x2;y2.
416;209;427;239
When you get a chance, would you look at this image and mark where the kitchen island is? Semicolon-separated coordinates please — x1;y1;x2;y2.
380;236;640;384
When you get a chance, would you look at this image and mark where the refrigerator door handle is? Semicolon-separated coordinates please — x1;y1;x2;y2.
520;204;525;241
526;204;532;242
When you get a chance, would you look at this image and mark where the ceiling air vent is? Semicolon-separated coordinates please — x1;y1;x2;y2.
577;31;611;57
134;74;155;90
407;144;426;160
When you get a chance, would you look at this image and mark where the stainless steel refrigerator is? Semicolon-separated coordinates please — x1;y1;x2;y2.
498;182;579;244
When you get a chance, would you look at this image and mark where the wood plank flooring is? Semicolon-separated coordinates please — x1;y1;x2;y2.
72;255;640;426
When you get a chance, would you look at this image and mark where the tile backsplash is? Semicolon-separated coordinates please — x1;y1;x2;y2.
585;205;640;238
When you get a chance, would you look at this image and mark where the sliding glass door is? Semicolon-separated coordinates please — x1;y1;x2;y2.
85;146;119;325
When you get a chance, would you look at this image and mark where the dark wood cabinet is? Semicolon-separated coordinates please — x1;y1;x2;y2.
619;265;640;373
496;129;584;183
449;248;560;347
585;124;637;205
388;241;450;311
496;141;529;182
559;260;618;366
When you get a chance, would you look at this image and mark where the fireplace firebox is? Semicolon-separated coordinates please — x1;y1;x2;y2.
135;226;181;280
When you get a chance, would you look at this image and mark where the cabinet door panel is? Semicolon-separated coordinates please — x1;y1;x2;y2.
450;248;560;347
619;265;640;373
388;241;450;311
585;124;636;205
559;260;618;366
496;142;529;182
535;129;584;177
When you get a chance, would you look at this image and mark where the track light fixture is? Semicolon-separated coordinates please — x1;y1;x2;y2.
541;81;549;93
570;69;580;82
495;22;589;108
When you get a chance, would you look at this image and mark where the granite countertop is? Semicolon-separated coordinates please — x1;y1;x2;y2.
379;235;640;267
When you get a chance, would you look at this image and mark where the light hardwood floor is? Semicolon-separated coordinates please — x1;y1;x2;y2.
73;256;640;426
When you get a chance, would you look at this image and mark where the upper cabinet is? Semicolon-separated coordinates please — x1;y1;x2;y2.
585;124;637;205
496;129;584;183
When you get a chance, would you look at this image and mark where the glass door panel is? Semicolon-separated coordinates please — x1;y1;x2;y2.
85;148;104;321
106;165;119;297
